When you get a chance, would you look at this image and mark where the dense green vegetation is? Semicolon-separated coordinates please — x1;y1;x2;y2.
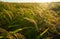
0;2;60;39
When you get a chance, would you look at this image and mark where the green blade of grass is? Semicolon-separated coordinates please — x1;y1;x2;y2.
10;27;33;33
36;28;49;39
0;36;4;38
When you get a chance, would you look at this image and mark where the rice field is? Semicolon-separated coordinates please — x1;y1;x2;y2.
0;2;60;39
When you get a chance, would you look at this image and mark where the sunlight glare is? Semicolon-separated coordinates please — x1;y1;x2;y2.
40;0;53;3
